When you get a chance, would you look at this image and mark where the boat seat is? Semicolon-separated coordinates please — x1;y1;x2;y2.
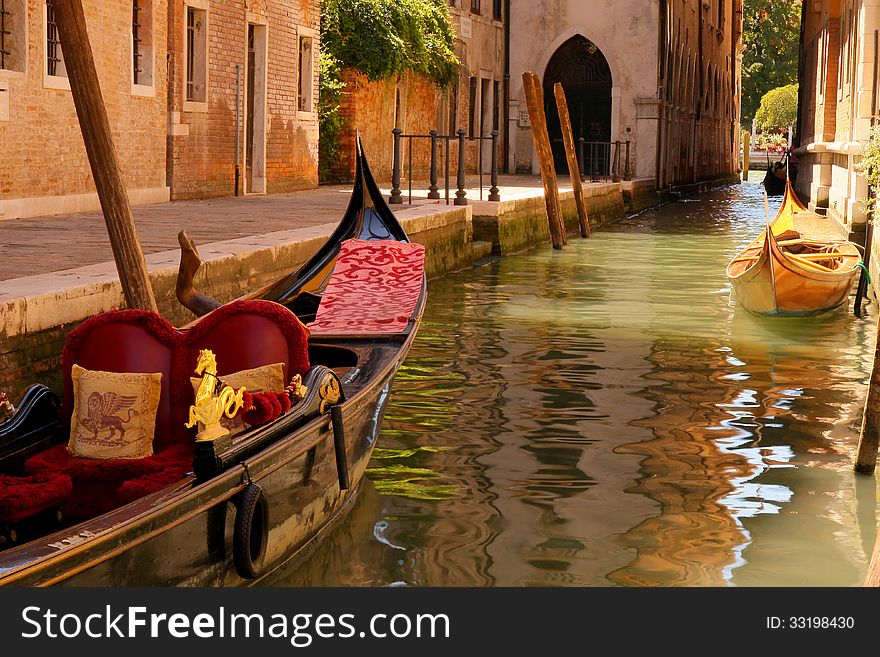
309;239;426;335
19;300;310;523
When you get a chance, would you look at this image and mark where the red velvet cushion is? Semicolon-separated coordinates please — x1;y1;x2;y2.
309;239;425;335
23;444;194;522
0;472;73;523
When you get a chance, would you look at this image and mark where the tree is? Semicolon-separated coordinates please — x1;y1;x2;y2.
319;0;459;182
741;0;801;128
754;83;798;132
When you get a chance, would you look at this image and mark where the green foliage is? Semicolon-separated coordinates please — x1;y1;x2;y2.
741;0;801;127
754;84;798;132
318;50;346;183
322;0;459;88
319;0;460;182
855;123;880;216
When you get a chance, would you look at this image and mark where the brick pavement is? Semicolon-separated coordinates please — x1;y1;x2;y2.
0;175;572;283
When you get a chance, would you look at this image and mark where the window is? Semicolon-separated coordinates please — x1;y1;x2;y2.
46;0;66;78
471;0;480;15
493;0;502;21
1;0;24;72
298;34;313;113
132;0;154;88
184;5;207;103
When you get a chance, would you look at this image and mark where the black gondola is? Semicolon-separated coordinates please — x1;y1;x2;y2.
0;140;426;586
762;151;789;196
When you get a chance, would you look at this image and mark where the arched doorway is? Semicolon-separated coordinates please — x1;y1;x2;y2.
543;35;613;176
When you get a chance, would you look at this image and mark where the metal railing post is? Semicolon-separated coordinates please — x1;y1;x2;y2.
428;129;440;199
624;139;632;181
445;135;450;205
489;129;500;201
577;137;585;181
390;127;403;204
455;127;468;206
612;141;621;182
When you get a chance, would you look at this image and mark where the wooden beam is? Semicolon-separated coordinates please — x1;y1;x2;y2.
856;329;880;473
521;72;566;249
553;83;590;238
53;0;158;312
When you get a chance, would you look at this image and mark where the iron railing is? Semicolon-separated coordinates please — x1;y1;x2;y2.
573;139;632;182
390;128;501;206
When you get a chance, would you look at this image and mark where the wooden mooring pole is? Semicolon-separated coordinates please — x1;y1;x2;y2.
53;0;158;312
521;72;566;249
855;311;880;473
866;534;880;586
553;82;590;238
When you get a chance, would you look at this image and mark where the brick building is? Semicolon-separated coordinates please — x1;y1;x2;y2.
0;0;320;219
794;0;874;237
0;0;170;220
508;0;743;188
167;0;320;199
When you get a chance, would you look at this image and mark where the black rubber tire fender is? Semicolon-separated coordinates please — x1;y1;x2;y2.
233;483;269;579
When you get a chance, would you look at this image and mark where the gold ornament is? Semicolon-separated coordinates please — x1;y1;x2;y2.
186;349;246;441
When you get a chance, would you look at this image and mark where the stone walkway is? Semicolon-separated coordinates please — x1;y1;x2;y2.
0;175;573;283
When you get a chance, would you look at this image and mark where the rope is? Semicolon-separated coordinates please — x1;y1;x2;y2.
854;261;872;285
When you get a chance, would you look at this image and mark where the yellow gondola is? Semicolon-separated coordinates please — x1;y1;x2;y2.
726;180;860;316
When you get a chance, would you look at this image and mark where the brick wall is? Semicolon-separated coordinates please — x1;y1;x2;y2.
167;0;319;200
331;69;500;185
0;0;168;205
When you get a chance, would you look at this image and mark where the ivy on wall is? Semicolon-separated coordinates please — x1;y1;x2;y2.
319;0;459;182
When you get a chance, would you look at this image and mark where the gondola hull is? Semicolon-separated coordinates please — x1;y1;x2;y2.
0;141;425;586
727;180;860;316
763;166;787;196
0;339;410;586
727;231;860;316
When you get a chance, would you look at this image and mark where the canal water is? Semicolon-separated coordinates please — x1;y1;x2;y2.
270;177;880;587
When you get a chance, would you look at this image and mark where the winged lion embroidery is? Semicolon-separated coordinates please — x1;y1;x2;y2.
80;392;139;441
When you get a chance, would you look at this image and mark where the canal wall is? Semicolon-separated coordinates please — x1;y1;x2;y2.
0;205;472;397
471;180;656;255
0;178;661;398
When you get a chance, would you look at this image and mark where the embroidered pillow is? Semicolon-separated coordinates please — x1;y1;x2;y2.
190;362;286;436
68;365;162;460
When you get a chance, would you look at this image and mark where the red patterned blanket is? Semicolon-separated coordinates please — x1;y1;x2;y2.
309;239;426;335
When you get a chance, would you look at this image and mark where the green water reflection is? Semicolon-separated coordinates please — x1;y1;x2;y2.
272;179;880;587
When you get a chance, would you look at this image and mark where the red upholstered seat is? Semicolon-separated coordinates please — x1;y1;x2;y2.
61;310;182;450
309;239;425;335
17;299;310;524
185;299;311;382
